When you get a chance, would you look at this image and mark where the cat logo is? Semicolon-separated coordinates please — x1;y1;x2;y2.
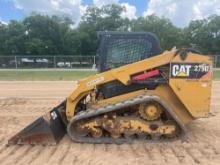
172;64;191;77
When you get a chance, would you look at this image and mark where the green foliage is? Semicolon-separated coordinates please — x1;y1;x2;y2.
1;5;220;56
0;23;8;54
214;70;220;80
0;70;218;80
0;70;96;80
131;15;183;50
78;4;129;55
2;21;26;54
183;15;220;54
62;29;81;55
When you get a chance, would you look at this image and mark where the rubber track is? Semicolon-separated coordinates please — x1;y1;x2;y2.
67;95;186;144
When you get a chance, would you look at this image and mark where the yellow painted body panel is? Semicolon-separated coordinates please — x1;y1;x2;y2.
169;53;212;118
66;51;175;120
65;50;212;124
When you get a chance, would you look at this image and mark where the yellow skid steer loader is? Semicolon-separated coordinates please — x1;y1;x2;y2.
8;32;212;145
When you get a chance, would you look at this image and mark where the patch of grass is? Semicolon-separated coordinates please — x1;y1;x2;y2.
0;70;96;81
214;70;220;80
0;70;219;81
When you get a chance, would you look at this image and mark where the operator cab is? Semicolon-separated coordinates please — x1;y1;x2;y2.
97;31;162;72
97;32;163;98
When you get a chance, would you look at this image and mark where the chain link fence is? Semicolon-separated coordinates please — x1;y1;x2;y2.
0;55;219;69
0;55;97;69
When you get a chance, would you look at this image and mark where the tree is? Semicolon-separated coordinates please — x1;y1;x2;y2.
3;20;26;55
1;7;220;56
78;4;130;55
62;29;81;55
0;23;7;54
183;15;220;54
23;14;63;55
131;15;183;50
208;15;220;54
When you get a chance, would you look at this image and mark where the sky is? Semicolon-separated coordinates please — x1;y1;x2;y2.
0;0;220;27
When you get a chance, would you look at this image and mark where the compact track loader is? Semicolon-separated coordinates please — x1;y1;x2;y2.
8;32;212;145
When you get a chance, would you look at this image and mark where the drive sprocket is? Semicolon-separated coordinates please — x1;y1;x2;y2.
139;102;162;121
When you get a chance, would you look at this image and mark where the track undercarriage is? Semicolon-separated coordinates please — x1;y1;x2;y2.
67;95;182;144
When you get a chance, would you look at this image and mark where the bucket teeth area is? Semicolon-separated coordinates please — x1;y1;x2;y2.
8;117;56;145
8;106;66;145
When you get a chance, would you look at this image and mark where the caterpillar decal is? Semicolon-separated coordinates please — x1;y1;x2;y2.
171;63;211;79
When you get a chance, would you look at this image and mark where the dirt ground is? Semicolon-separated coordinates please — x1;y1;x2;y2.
0;81;219;165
